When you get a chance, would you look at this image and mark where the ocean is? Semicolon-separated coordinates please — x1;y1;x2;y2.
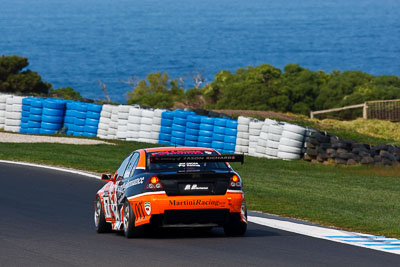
1;0;399;103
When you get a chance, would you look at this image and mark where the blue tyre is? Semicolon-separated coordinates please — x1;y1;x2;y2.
30;99;43;108
198;130;213;137
42;115;63;123
225;128;238;136
186;128;199;136
29;114;42;122
64;123;75;131
185;134;198;141
161;111;174;120
223;143;236;150
186;122;200;129
41;122;62;130
74;111;86;119
161;119;173;127
173;117;186;126
214;118;227;127
226;120;238;129
28;121;41;128
174;110;188;119
75;118;85;126
22;105;30;111
197;141;211;148
160;126;172;134
171;137;185;145
86;111;101;120
22;98;32;106
65;109;76;117
40;128;57;135
211;140;224;149
172;124;186;132
212;133;225;142
83;132;97;137
199;123;213;131
86;118;99;126
43;100;65;110
224;135;236;143
64;116;75;124
187;115;201;123
87;104;102;113
75;103;88;112
21;110;30;118
84;125;98;133
27;128;40;134
171;131;185;139
200;117;214;125
73;131;84;137
30;107;43;115
21;116;29;123
184;140;197;146
66;102;77;110
74;125;85;132
198;135;212;143
20;123;29;129
42;108;64;117
159;133;171;141
158;140;170;145
213;126;225;134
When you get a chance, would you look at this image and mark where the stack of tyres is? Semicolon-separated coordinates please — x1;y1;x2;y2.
278;124;306;160
223;119;238;153
171;110;191;146
126;106;141;141
150;109;163;144
107;106;119;139
248;120;263;156
63;102;78;135
254;119;273;158
20;97;32;133
83;103;102;137
27;98;44;134
40;99;66;135
197;116;214;148
185;115;201;147
5;96;23;132
97;104;113;138
139;109;155;143
211;118;226;151
0;94;9;129
116;105;130;140
235;116;251;154
266;122;284;159
158;111;173;145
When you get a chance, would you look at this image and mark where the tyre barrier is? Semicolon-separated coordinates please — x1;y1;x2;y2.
4;95;24;132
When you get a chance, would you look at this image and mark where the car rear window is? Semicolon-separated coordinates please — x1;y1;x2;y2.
147;150;229;172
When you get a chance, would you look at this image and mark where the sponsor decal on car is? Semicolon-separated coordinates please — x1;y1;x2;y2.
169;199;224;206
184;184;209;190
124;177;144;188
144;202;151;215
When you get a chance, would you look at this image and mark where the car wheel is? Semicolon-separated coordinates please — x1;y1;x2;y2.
94;197;111;233
224;212;247;237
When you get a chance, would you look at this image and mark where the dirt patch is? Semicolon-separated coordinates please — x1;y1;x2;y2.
0;132;113;145
212;109;300;121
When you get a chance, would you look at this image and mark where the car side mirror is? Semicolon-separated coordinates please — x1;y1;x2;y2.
101;172;114;181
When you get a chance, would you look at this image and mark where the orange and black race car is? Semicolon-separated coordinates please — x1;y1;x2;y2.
94;146;247;238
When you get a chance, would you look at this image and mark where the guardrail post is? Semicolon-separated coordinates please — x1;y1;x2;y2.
363;103;368;119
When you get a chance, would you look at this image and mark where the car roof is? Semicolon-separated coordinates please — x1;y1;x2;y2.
141;146;215;153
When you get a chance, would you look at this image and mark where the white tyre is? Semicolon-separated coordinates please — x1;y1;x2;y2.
264;118;277;126
237;124;249;132
278;144;302;154
126;131;139;139
281;130;305;142
0;110;6;117
249;141;257;148
118;105;130;113
249;135;258;142
118;112;129;120
150;132;159;140
249;121;263;129
0;95;10;103
98;123;109;130
237;132;249;139
268;124;283;135
6;97;14;105
127;124;140;131
238;116;251;125
260;131;268;140
107;128;117;135
0;103;5;110
109;121;118;129
141;117;153;125
97;129;108;136
248;147;256;155
4;125;20;132
100;110;111;118
6;105;13;112
268;133;281;142
102;104;113;113
257;139;267;147
141;109;154;118
151;124;161;132
266;148;278;157
99;117;111;124
117;125;128;132
97;135;107;139
256;145;266;153
116;132;128;139
235;145;248;153
283;123;306;135
118;119;128;126
7;112;22;120
138;138;152;143
12;96;24;104
237;138;249;146
139;131;149;138
128;116;141;124
261;125;269;132
249;128;261;136
277;151;301;160
129;108;142;116
154;109;164;117
111;114;118;121
267;140;279;149
12;104;22;112
152;117;162;124
140;124;152;132
279;137;303;148
5;119;20;126
0;118;4;124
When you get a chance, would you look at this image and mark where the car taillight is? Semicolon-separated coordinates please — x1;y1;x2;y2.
229;174;242;189
145;176;163;190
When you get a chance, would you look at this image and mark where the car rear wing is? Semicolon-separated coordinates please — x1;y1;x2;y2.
149;154;244;164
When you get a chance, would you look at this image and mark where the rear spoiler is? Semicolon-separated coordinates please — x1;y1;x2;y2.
149;154;244;164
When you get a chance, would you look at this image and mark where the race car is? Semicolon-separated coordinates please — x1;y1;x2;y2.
94;147;247;238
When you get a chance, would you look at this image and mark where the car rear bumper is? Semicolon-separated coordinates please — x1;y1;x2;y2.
127;190;245;227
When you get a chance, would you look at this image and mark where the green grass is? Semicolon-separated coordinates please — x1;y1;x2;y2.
0;141;399;238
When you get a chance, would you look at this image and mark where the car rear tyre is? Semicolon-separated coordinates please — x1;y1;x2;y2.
94;197;111;233
224;213;247;237
123;201;146;238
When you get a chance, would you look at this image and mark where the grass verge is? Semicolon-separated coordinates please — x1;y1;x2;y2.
0;141;399;238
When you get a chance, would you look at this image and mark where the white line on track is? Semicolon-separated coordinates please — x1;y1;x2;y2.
1;160;398;256
248;216;400;256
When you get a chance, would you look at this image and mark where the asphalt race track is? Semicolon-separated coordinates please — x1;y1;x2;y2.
1;163;399;266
